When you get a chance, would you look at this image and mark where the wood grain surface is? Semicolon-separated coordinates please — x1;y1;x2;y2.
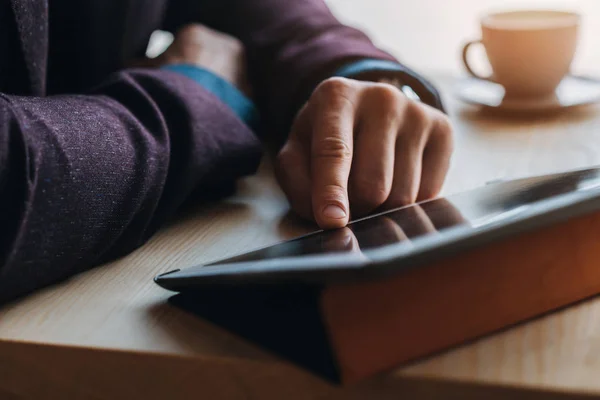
3;0;600;398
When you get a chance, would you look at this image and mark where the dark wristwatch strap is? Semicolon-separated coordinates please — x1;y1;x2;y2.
332;59;445;112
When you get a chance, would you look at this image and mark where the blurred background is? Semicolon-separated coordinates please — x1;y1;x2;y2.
326;0;600;77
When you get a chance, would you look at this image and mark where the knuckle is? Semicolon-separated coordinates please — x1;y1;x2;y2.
318;184;347;204
401;102;431;142
362;84;405;121
317;77;353;93
352;177;389;208
314;136;352;161
370;83;403;109
314;77;355;102
276;142;300;168
405;100;429;124
436;115;454;137
276;145;304;176
433;116;455;148
420;186;441;200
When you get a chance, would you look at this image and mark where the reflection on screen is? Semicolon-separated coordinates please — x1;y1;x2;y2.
213;168;600;265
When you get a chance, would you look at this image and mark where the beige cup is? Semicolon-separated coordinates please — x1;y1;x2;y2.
462;10;580;99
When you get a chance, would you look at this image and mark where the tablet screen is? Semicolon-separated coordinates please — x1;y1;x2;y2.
212;167;600;265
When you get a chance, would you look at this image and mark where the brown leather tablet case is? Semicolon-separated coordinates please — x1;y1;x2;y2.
172;209;600;384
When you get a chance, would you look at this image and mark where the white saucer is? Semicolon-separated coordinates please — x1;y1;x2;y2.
454;76;600;112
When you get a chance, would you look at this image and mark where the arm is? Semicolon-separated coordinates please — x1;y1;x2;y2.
0;68;261;303
164;3;452;231
163;0;442;141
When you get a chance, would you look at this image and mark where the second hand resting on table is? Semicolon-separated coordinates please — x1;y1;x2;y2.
156;25;454;229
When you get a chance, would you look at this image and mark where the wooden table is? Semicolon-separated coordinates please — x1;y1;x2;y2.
3;1;600;398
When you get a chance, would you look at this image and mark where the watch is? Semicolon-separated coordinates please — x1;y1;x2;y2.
374;76;422;102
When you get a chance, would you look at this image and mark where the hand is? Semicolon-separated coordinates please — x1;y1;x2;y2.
275;77;453;229
152;24;250;96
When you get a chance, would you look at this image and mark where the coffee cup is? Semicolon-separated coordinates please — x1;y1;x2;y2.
462;10;580;99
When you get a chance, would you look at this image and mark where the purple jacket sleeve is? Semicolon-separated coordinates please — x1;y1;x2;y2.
0;69;261;303
164;0;400;140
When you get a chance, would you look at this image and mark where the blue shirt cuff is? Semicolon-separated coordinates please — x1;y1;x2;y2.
161;64;260;131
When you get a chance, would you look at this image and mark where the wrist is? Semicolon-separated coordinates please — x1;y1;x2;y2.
162;64;259;131
161;58;249;97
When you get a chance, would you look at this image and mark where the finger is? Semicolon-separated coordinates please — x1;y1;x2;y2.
417;115;454;201
383;101;431;209
310;78;357;229
275;105;313;221
276;141;312;221
349;85;400;217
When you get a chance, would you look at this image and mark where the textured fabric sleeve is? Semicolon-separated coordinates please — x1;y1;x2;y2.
164;0;401;142
0;68;262;303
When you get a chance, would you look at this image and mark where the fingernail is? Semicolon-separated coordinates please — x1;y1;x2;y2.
323;205;347;219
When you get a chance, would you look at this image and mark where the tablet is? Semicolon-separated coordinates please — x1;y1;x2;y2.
155;167;600;291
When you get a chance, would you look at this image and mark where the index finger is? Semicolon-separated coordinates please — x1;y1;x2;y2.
310;79;357;229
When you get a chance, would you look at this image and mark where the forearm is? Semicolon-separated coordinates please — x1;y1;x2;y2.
0;69;261;303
